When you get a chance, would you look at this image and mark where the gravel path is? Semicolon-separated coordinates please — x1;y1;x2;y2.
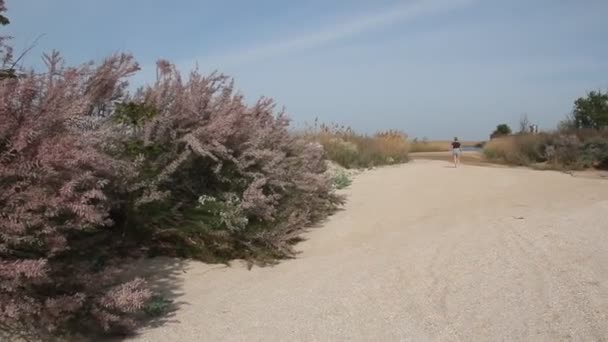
131;160;608;341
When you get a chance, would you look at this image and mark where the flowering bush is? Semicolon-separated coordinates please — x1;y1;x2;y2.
1;3;341;337
0;49;151;337
0;54;342;337
115;61;343;260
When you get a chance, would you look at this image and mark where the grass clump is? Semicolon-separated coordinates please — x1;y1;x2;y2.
331;172;352;189
303;123;410;169
410;139;448;152
409;139;483;153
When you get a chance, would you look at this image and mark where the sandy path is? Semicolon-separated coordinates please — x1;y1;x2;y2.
131;160;608;341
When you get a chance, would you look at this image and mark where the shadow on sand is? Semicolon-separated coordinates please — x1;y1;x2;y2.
103;257;195;341
112;199;348;340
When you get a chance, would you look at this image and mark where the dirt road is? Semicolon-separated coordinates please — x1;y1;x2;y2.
132;160;608;341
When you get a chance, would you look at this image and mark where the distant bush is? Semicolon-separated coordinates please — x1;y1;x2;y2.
483;132;608;170
483;136;523;164
572;90;608;129
544;134;581;167
490;124;512;139
580;137;608;169
305;124;409;168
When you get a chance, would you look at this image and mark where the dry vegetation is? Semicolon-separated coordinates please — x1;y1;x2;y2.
483;131;608;170
301;123;410;169
409;139;482;153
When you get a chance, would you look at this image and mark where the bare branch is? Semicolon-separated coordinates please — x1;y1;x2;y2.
9;33;46;71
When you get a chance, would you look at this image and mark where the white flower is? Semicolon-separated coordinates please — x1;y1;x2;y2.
198;194;217;206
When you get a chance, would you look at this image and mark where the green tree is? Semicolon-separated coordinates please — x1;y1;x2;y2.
572;90;608;129
490;123;512;139
0;0;8;26
0;0;13;80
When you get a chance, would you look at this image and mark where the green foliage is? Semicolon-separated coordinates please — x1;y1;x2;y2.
144;295;172;317
490;124;512;139
332;172;352;189
557;117;577;132
580;137;608;169
496;124;512;135
0;68;15;79
482;146;497;160
104;65;344;265
323;138;360;168
114;102;158;127
572;90;608;129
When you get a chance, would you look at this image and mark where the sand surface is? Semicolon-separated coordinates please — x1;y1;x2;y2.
131;160;608;341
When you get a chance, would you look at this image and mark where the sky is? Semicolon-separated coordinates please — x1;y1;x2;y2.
5;0;608;139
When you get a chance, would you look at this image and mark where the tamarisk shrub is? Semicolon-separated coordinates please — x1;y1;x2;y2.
1;1;342;335
115;61;343;261
0;50;151;337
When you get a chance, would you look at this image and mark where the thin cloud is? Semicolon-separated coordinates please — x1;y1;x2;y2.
193;0;476;68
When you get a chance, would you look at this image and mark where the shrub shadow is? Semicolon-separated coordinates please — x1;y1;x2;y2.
137;257;190;329
104;257;193;341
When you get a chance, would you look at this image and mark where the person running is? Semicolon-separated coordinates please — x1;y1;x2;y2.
451;137;462;167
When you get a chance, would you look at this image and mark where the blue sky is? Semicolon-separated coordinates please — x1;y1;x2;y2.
6;0;608;139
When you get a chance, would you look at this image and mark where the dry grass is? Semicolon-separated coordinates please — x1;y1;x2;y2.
300;123;410;168
410;151;489;166
410;140;482;153
410;141;449;152
482;136;519;161
483;132;608;170
483;135;549;165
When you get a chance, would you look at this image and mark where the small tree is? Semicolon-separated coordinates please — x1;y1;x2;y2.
490;124;512;139
0;0;7;25
572;90;608;129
